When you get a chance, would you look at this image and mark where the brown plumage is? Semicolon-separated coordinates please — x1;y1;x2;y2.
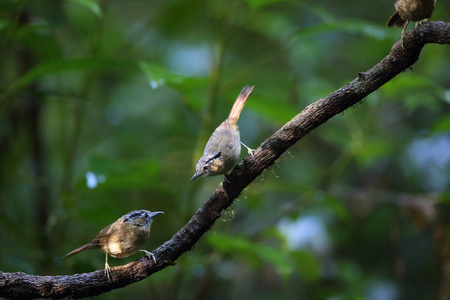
61;210;164;281
387;0;436;38
191;86;254;181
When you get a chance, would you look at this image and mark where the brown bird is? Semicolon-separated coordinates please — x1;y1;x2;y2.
386;0;436;39
191;86;254;181
61;210;164;281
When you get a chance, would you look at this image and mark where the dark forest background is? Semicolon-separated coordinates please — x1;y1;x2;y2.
1;0;449;299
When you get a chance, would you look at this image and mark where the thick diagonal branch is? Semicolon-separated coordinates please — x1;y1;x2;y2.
1;21;449;299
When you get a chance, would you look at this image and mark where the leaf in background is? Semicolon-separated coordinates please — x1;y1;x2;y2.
432;115;450;134
207;233;294;278
245;0;286;10
208;233;260;266
291;250;320;282
256;245;294;278
139;61;208;111
353;137;393;167
0;18;9;31
336;261;364;286
440;192;450;204
2;58;134;99
107;159;161;189
66;0;103;17
84;155;161;190
291;20;388;41
250;94;297;123
16;25;63;60
322;195;351;222
382;75;444;112
139;62;187;87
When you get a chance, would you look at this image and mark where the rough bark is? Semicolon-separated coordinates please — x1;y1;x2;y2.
1;21;449;299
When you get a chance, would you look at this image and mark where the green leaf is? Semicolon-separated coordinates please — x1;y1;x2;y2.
353;138;393;166
139;62;187;87
256;244;294;277
0;18;9;31
439;192;450;204
66;0;103;17
3;58;134;98
291;250;320;282
245;0;285;10
382;75;444;112
85;156;161;189
432;115;450;133
323;195;351;222
207;233;294;277
139;61;208;110
250;94;297;123
336;261;364;285
291;20;389;40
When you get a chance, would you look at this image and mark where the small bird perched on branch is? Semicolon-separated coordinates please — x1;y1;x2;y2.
61;210;164;281
386;0;436;40
191;86;254;181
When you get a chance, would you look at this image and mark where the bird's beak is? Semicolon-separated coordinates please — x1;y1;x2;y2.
191;171;203;181
150;211;164;219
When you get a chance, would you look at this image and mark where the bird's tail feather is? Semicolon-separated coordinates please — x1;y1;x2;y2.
60;243;98;260
227;86;254;127
387;12;406;28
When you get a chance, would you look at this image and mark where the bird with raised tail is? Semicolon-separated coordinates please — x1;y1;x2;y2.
191;86;254;181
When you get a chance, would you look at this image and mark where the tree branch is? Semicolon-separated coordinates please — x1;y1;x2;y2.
1;21;449;299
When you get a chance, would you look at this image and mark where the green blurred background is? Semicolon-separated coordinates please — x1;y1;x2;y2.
1;0;449;299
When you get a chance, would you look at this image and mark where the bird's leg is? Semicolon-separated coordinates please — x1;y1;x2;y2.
400;20;410;49
104;253;112;282
416;18;429;27
223;173;231;183
140;249;157;264
241;142;255;156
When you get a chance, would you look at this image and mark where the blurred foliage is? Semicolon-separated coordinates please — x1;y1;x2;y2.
0;0;449;299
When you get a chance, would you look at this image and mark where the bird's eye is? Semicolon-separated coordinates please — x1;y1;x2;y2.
203;166;208;170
